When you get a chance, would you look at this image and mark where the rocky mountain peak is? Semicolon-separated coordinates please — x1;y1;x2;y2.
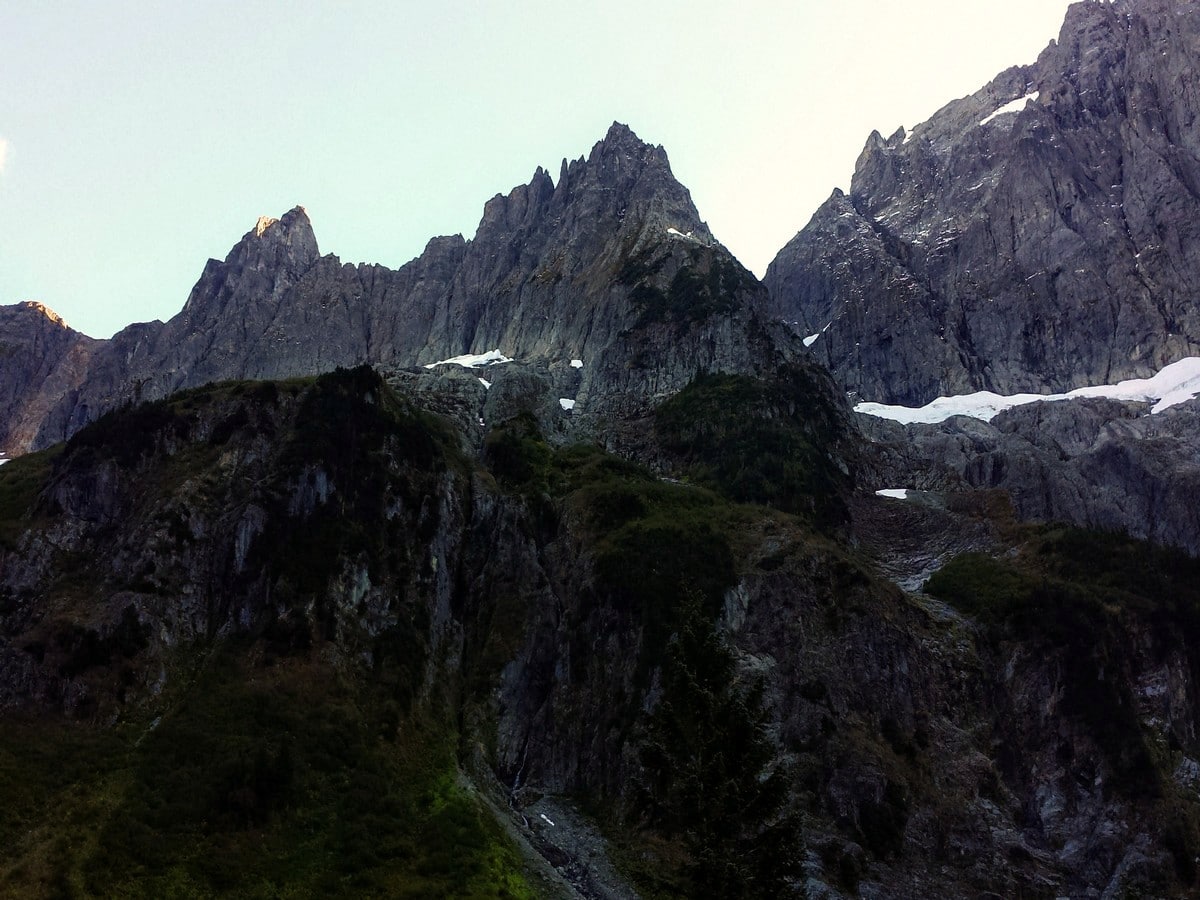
238;204;320;268
549;121;715;254
178;205;320;322
0;122;757;454
13;300;71;330
475;122;707;243
599;119;643;148
0;300;94;454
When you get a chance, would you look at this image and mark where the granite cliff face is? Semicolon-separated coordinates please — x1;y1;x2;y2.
766;0;1200;406
760;0;1200;564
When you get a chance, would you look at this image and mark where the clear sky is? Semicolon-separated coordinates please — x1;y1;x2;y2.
0;0;1076;339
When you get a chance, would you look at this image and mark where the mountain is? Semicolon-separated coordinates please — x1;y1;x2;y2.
6;12;1200;894
2;123;775;456
766;0;1200;406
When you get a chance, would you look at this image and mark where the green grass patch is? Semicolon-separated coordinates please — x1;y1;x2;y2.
628;248;756;328
483;413;554;495
924;527;1200;794
0;446;60;549
654;369;851;528
0;648;537;899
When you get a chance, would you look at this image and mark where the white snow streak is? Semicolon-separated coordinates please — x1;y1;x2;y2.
803;322;832;347
855;357;1200;425
980;91;1039;126
424;349;513;369
875;489;911;500
559;398;576;411
570;359;583;369
478;378;492;389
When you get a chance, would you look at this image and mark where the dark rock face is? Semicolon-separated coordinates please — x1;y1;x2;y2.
766;0;1200;405
3;369;1199;897
5;123;760;454
861;395;1200;555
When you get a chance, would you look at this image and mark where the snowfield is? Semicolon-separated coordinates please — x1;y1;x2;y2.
980;90;1039;126
423;349;513;369
855;357;1200;424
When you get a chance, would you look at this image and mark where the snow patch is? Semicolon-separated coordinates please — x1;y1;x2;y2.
0;458;8;467
803;321;832;347
423;349;513;369
540;813;556;827
478;378;492;389
666;226;701;243
559;398;576;411
876;489;911;500
855;357;1200;425
570;359;583;369
980;91;1039;126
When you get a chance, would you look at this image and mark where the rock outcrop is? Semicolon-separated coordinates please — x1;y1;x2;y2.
861;394;1200;555
766;0;1200;406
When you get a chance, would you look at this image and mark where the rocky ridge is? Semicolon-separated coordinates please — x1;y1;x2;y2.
2;124;768;457
760;0;1200;563
860;394;1200;555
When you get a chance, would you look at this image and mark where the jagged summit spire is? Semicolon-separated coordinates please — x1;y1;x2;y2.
229;205;320;272
250;205;313;239
601;121;644;146
591;121;663;162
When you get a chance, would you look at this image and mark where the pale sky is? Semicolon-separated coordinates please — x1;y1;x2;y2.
0;0;1076;339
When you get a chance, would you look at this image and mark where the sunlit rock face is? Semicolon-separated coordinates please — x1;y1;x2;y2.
766;0;1200;406
0;301;95;456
